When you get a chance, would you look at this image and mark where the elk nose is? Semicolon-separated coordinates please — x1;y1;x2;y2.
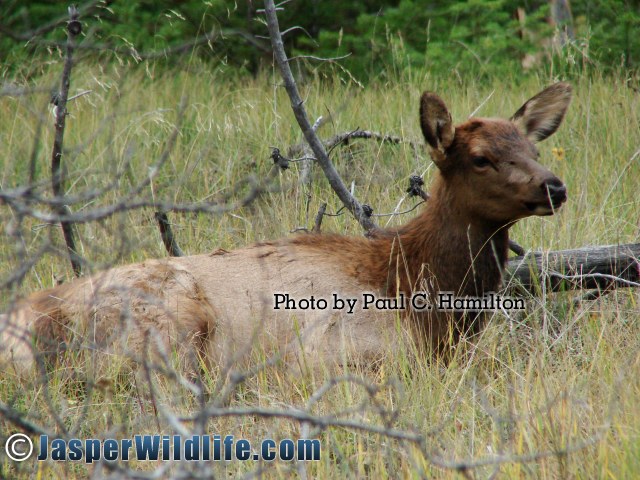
542;177;567;207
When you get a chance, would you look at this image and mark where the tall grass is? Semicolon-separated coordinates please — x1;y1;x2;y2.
0;59;639;478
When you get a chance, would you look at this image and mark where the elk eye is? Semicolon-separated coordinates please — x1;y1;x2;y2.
472;156;491;168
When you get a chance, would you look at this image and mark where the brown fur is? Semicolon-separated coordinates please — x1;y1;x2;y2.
0;83;572;376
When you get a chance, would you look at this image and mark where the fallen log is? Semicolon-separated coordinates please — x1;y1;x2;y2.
506;243;640;294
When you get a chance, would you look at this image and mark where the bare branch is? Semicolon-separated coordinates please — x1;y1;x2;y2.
134;28;270;60
325;129;410;152
0;178;272;224
50;5;83;277
288;53;352;63
509;240;526;256
0;0;102;42
371;200;424;217
154;212;185;257
469;89;495;118
263;0;377;232
288;128;422;160
312;202;327;233
0;402;51;436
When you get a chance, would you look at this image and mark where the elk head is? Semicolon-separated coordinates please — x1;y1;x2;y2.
420;82;572;226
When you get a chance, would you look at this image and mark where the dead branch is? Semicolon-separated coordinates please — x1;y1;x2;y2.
288;128;422;160
296;99;352;185
0;182;269;225
405;174;429;201
325;129;415;152
0;1;268;62
263;0;377;232
312;202;327;233
509;240;525;256
0;402;51;436
178;401;606;474
507;243;640;294
51;5;83;277
550;0;575;45
154;212;185;257
0;0;102;42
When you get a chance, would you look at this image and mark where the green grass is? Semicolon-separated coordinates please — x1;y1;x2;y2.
0;59;639;478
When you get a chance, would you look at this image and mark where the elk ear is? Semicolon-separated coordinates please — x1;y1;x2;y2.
420;92;455;168
511;82;572;143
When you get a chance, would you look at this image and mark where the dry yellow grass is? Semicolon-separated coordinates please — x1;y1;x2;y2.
0;59;639;478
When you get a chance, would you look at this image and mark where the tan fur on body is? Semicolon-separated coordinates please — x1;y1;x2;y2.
0;83;572;376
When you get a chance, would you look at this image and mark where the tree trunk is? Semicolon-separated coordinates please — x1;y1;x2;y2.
550;0;575;46
506;243;640;294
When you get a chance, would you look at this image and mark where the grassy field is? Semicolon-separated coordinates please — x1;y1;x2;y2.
0;60;639;478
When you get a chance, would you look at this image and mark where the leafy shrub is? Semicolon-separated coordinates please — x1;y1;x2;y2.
1;0;638;81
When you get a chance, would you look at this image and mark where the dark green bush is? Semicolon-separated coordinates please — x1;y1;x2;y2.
1;0;638;81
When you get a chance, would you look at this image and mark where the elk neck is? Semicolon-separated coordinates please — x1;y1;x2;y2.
376;173;511;298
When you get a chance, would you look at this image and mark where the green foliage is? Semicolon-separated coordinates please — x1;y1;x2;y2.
572;0;640;69
0;1;639;80
305;0;551;80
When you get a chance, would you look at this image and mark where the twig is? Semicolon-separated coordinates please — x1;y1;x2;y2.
371;201;424;217
178;402;607;473
468;89;495;118
551;272;640;288
51;5;83;277
288;53;352;63
0;402;51;436
154;212;185;257
263;0;377;233
326;129;406;151
0;184;271;224
299;116;325;185
573;288;611;306
311;116;324;131
135;28;270;60
67;89;92;102
291;98;352;186
405;174;429;201
0;0;101;42
312;202;327;233
509;240;526;256
288;129;421;159
293;128;422;189
270;147;290;169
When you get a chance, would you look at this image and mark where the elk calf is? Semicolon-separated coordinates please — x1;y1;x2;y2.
0;83;571;375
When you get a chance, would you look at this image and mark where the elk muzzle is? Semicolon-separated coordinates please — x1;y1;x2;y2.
542;177;567;209
525;176;567;215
